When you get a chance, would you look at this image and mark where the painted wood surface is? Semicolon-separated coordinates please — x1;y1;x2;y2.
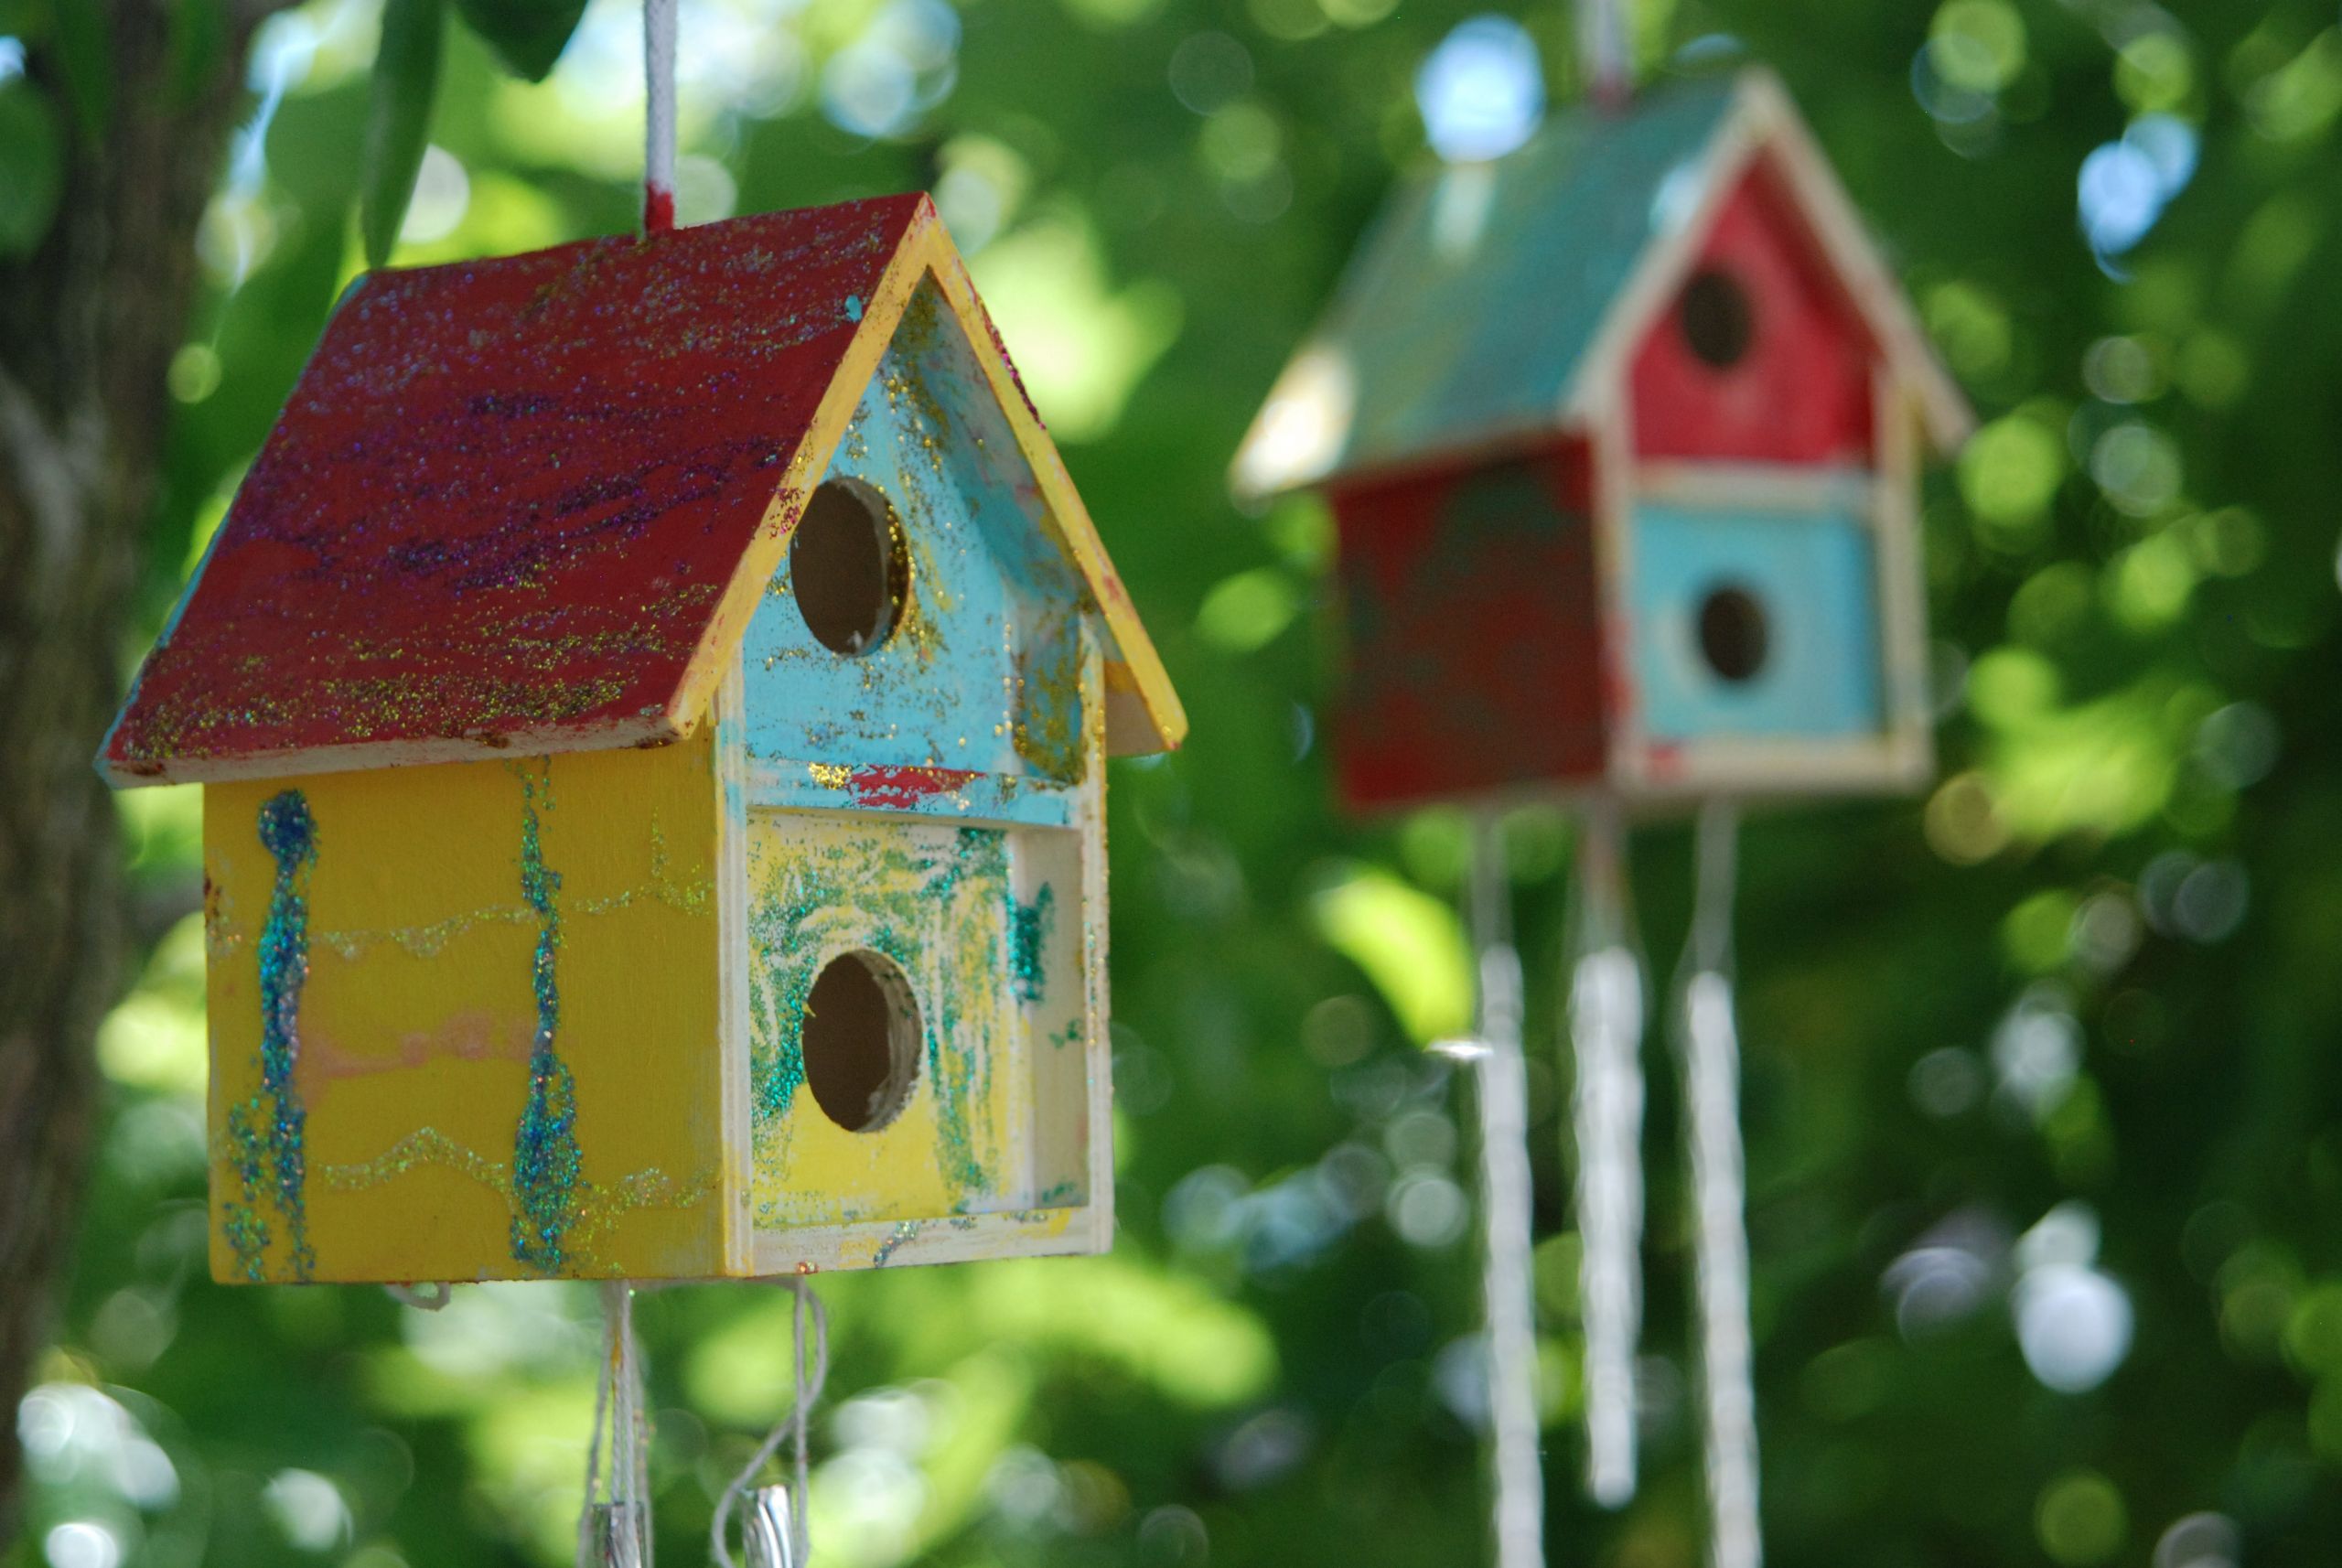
740;281;1088;785
111;198;926;785
745;759;1077;828
201;731;730;1284
745;634;1110;1271
1329;441;1607;809
1230;67;1972;502
102;196;1185;789
1628;500;1883;744
1230;77;1742;497
1628;158;1875;466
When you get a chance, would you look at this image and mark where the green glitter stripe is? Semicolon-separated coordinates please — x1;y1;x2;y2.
224;790;321;1282
509;763;584;1273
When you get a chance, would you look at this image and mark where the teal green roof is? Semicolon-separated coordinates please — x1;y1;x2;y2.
1238;74;1745;493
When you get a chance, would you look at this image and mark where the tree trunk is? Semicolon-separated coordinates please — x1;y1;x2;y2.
0;0;287;1541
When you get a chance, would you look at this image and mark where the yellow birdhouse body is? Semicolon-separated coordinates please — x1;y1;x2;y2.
102;195;1183;1284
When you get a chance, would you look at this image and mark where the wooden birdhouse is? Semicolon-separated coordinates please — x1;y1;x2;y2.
1233;69;1971;810
98;195;1184;1286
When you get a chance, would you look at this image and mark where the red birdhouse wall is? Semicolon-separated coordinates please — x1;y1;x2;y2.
1629;156;1877;467
1327;439;1608;811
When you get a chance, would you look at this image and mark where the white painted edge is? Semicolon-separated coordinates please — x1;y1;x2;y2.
1634;460;1876;518
715;653;756;1277
747;1206;1104;1277
100;710;684;789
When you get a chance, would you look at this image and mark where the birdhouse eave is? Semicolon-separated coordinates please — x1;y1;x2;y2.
100;196;1184;794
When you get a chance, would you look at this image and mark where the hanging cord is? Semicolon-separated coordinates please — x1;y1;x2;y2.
1565;797;1644;1509
1575;0;1632;109
1456;813;1545;1568
1674;800;1759;1568
642;0;678;231
711;1278;831;1568
578;1283;655;1568
384;1282;451;1311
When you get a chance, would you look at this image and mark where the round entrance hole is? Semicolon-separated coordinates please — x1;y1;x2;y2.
790;478;909;656
1678;268;1755;370
1695;583;1770;683
800;950;922;1133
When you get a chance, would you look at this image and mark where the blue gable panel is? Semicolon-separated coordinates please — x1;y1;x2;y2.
1629;501;1882;743
741;282;1090;781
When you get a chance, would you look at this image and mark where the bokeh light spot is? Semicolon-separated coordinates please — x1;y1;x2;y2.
1415;16;1544;163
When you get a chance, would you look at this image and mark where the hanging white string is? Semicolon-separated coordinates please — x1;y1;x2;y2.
642;0;678;231
578;1283;654;1568
1575;0;1631;107
384;1282;450;1312
1566;797;1643;1509
1455;812;1544;1568
711;1278;831;1568
1676;800;1759;1568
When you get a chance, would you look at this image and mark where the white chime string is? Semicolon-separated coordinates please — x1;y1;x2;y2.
578;1282;653;1568
710;1278;831;1568
1566;797;1643;1509
1461;814;1545;1568
643;0;678;231
1576;0;1632;106
626;1285;653;1568
578;1341;610;1568
1677;800;1759;1568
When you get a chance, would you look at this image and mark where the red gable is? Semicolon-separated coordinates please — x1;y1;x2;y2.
1629;156;1878;466
104;195;927;782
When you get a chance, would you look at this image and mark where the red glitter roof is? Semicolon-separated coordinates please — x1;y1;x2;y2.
102;193;1181;787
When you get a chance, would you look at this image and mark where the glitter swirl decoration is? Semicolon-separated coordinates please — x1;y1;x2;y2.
223;789;320;1283
199;817;710;965
747;819;1015;1226
510;762;585;1273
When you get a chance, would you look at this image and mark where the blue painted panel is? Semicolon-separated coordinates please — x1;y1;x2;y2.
1630;502;1882;743
740;283;1088;782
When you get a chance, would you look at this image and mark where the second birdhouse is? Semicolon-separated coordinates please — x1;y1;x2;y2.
1234;69;1971;810
99;195;1184;1285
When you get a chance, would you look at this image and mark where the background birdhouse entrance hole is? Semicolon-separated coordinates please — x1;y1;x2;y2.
801;950;923;1133
1678;269;1754;369
1695;583;1769;682
790;478;911;656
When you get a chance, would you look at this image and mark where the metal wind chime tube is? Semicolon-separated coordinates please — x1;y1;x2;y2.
1463;814;1545;1568
1676;800;1760;1568
1567;800;1644;1509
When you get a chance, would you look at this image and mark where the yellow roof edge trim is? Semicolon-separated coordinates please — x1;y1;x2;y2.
664;222;929;741
673;200;1186;757
904;212;1188;756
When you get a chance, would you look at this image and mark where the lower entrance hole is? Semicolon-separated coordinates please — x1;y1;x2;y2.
801;950;922;1133
1695;583;1771;683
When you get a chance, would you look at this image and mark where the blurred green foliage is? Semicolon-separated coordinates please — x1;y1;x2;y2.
15;0;2342;1564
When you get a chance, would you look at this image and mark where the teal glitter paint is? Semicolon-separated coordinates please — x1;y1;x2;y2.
1009;884;1053;1004
509;764;583;1273
926;828;1004;1196
747;825;1004;1217
224;790;319;1282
